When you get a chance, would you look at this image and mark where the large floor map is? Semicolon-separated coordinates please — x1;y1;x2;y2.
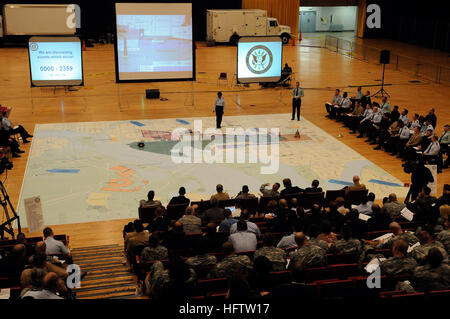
18;113;408;226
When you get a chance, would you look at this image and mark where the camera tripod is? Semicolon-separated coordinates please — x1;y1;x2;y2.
0;180;21;240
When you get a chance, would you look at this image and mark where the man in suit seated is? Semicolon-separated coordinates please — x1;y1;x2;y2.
345;175;366;195
280;178;303;197
304;179;323;193
168;187;190;205
325;89;343;119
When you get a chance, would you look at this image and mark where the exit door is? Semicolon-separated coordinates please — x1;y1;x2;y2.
299;11;316;33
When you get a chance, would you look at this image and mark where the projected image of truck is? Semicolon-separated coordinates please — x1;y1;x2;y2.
115;3;194;81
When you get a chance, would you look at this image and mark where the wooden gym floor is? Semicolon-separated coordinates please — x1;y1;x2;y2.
0;40;448;248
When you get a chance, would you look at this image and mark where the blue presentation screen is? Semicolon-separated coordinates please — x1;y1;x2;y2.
237;37;282;83
28;37;83;86
114;3;194;82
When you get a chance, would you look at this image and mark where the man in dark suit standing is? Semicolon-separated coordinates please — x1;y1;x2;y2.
291;82;304;121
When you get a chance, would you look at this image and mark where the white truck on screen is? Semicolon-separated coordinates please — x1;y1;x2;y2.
206;9;291;45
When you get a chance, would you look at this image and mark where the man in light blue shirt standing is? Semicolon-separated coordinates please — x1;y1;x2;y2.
291;81;304;121
214;91;225;129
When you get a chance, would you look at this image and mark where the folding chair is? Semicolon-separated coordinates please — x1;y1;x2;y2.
138;206;157;223
300;192;325;210
345;189;368;207
217;72;228;86
324;189;346;206
166;203;189;221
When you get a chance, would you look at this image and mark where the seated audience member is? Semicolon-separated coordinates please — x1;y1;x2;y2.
382;193;406;218
185;237;217;273
21;270;65;299
325;89;343;119
357;104;374;137
380;96;391;114
0;128;24;157
168;187;190;205
145;252;197;300
335;197;349;216
202;222;226;253
269;261;317;298
280;178;303;197
254;233;287;271
1;111;33;143
147;207;168;233
227;275;261;300
229;220;257;253
335;92;352;120
209;242;253;278
364;107;384;143
247;256;277;294
304;180;323;193
351;86;364;103
231;201;242;218
218;209;238;232
411;248;450;292
0;244;27;279
230;211;260;237
421;135;440;166
380;239;417;276
439;124;449;168
421;119;434;136
425;108;437;129
140;190;162;209
178;206;202;234
345;209;369;240
404;128;432;161
210;184;230;201
367;192;375;206
288;232;327;269
345;100;364;133
125;220;149;252
306;224;329;251
353;194;373;215
410;113;420;129
379;118;400;150
370;112;391;147
329;224;362;260
401;126;422;158
235;185;256;199
43;227;70;258
162;221;185;251
367;204;392;230
409;230;448;265
392;121;411;155
365;222;418;249
260;182;280;197
345;175;366;194
203;197;225;223
317;221;338;245
140;233;168;264
399;108;410;126
276;225;299;250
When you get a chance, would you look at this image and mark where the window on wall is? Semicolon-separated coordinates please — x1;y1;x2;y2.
299;6;358;33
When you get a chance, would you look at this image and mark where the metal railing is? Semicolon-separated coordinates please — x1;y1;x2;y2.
324;35;450;84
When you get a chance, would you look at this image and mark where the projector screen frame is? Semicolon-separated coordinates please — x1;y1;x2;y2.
113;2;196;83
237;36;283;84
27;36;84;87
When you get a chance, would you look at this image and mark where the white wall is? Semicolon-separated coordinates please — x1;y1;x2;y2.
300;6;357;31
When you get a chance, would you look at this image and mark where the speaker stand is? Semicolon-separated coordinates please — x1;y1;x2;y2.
372;63;390;98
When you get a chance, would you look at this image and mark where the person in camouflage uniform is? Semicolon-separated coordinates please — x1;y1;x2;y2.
329;224;362;260
408;230;448;265
254;233;287;271
364;222;419;250
140;233;168;264
209;242;253;278
288;232;327;269
145;253;197;298
380;239;417;276
436;229;450;253
185;237;217;273
307;224;329;252
411;248;450;292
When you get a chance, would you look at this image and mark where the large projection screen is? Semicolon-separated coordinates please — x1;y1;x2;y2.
28;37;84;87
114;2;195;82
237;37;282;84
